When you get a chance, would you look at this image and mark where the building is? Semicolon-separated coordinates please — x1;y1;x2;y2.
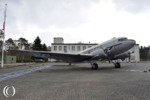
51;37;140;62
129;44;140;62
0;56;16;64
51;37;97;53
13;40;31;50
5;56;16;64
13;40;25;50
54;37;64;44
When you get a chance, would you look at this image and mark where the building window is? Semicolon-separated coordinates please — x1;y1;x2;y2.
72;46;75;51
54;46;57;51
64;46;67;52
59;46;62;51
83;46;86;50
77;46;81;51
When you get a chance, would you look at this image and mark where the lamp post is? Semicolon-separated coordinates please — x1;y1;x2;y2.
1;4;7;68
0;29;4;68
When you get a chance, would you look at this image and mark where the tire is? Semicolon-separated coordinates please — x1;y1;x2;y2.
115;62;121;68
92;63;98;70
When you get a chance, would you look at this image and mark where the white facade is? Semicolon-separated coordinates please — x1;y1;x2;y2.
13;40;25;50
52;37;97;53
130;44;140;62
51;43;97;53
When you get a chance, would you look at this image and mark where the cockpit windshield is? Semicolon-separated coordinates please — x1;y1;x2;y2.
118;38;127;41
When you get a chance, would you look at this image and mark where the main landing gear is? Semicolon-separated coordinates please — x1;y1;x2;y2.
114;62;121;68
91;62;98;70
90;62;121;70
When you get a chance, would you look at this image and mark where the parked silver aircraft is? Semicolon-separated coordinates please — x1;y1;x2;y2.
11;37;136;70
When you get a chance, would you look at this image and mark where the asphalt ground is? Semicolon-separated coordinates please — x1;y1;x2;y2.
0;62;150;100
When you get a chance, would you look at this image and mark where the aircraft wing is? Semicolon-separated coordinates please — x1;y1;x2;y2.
8;50;93;62
49;52;93;62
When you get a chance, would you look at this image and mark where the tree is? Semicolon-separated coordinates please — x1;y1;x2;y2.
42;43;47;51
6;38;14;43
5;38;17;50
32;36;42;51
47;46;51;51
18;37;29;50
140;46;150;60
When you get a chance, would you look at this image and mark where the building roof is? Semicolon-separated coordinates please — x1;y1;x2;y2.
51;43;98;45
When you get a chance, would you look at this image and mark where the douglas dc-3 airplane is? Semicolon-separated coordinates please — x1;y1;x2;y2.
11;37;136;70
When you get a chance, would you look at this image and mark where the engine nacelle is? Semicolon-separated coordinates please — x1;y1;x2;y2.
114;51;131;60
98;49;107;57
91;48;107;59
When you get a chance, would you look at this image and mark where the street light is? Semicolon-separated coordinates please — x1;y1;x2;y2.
1;4;7;68
0;29;4;68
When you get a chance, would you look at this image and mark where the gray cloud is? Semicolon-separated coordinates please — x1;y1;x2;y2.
1;0;99;29
0;0;99;45
1;0;21;4
113;0;150;13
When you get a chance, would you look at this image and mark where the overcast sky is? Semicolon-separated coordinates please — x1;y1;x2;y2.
0;0;150;46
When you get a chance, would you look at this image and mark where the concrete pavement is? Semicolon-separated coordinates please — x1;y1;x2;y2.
0;62;150;100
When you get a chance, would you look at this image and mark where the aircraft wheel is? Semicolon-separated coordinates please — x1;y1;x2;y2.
92;63;98;70
114;62;121;68
69;63;72;66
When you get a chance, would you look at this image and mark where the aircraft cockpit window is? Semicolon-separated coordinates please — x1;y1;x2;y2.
118;38;127;41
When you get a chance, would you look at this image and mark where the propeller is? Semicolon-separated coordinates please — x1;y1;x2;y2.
128;52;131;62
128;51;134;62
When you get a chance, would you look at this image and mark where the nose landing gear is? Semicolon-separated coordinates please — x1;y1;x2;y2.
114;62;121;68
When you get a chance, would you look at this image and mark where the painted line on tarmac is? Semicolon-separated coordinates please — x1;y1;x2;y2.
0;65;53;82
113;69;148;73
124;70;144;72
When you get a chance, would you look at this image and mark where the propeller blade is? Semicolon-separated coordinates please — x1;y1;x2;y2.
129;52;131;62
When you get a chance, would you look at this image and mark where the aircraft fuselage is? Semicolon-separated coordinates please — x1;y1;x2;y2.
80;37;136;60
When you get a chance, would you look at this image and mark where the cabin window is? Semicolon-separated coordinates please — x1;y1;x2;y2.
118;38;127;41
